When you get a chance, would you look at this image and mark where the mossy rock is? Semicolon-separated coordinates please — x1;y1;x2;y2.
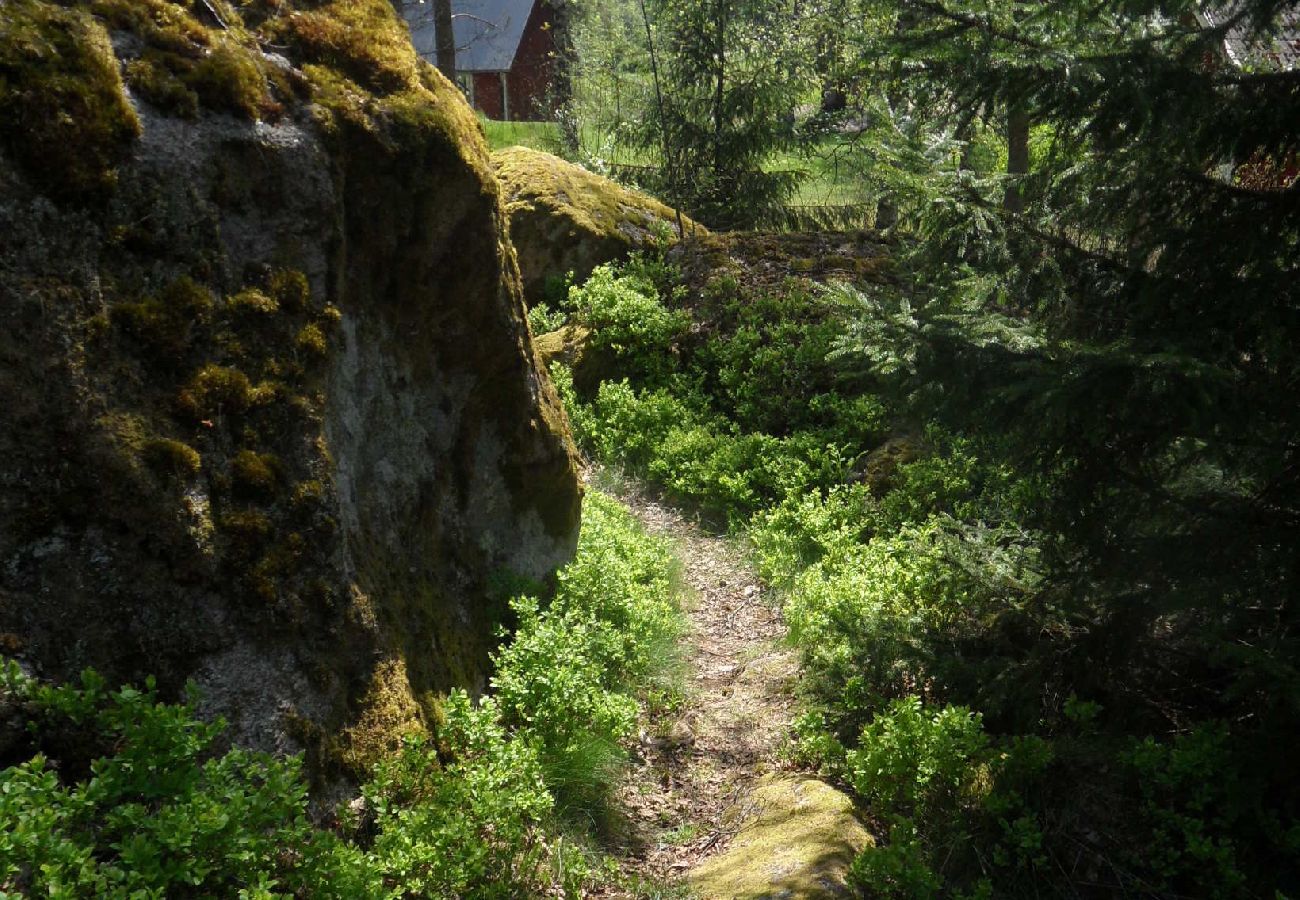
0;0;580;800
492;146;705;303
690;776;871;900
854;434;924;496
667;231;894;300
0;0;140;200
533;323;592;368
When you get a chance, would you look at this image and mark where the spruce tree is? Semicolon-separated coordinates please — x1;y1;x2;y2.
834;1;1300;893
635;0;811;227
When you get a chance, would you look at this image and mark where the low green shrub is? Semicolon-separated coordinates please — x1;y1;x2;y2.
0;489;684;899
1122;724;1254;898
845;697;990;822
837;698;1054;899
493;490;682;817
784;521;977;728
364;691;554;898
567;264;688;388
527;300;567;336
749;484;873;587
0;662;374;898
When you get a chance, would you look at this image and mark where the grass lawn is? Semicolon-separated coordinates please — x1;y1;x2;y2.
479;117;565;153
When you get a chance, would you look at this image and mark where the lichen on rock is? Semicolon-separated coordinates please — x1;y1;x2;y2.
0;0;580;793
492;145;705;303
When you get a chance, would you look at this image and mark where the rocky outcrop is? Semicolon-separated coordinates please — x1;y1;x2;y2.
492;145;704;302
0;0;580;786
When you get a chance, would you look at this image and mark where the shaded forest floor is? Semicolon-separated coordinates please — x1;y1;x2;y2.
590;470;801;895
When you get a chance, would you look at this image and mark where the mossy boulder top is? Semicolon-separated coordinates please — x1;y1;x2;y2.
0;0;580;795
690;776;870;899
492;145;705;303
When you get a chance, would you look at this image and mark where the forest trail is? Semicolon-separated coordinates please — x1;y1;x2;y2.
595;472;863;897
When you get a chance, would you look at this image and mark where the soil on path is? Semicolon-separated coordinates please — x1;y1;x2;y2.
596;473;801;893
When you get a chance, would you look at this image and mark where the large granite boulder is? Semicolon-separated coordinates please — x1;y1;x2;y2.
0;0;580;790
493;145;704;302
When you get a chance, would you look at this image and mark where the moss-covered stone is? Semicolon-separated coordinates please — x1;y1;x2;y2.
690;776;871;899
295;322;327;357
186;42;275;119
667;230;895;298
142;438;202;478
0;0;140;199
338;656;428;775
270;0;421;95
228;287;279;316
178;364;257;418
855;434;923;496
230;449;281;499
113;277;215;363
492;146;705;302
0;0;580;802
268;268;310;312
533;323;592;369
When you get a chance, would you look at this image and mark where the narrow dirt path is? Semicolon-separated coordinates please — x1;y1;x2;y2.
596;473;801;893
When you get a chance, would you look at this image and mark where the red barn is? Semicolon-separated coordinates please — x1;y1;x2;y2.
402;0;559;121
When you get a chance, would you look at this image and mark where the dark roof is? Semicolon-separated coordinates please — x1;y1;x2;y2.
1199;3;1300;70
402;0;536;73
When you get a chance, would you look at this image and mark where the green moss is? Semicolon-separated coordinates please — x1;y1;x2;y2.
227;287;279;316
292;479;325;508
187;42;275;119
295;323;328;357
493;145;700;243
690;776;871;899
269;0;420;95
217;507;272;563
248;532;306;603
230;449;280;499
142;438;202;478
268;269;309;311
299;64;374;136
88;0;211;53
339;656;428;776
126;53;200;118
92;0;285;121
111;276;214;361
177;364;255;418
298;42;489;188
0;0;141;200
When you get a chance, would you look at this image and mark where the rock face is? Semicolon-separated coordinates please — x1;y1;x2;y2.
690;776;871;899
492;145;704;302
0;0;580;785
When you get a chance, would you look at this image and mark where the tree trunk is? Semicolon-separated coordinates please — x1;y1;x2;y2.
1005;104;1030;212
434;0;457;83
551;0;578;151
712;0;727;174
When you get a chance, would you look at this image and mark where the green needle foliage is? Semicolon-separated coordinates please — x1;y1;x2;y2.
634;0;812;227
818;0;1300;894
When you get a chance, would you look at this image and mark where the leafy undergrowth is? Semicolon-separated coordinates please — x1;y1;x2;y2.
537;250;1299;898
0;490;684;898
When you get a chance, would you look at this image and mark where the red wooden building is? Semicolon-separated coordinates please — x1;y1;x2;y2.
403;0;559;121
